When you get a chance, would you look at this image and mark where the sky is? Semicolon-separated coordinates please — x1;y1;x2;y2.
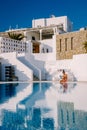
0;0;87;32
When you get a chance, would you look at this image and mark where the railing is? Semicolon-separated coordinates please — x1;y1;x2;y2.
28;61;41;81
17;56;41;81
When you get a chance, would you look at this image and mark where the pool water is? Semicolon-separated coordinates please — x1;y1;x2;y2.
0;82;87;130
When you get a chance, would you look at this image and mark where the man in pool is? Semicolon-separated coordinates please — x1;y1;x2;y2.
60;70;68;92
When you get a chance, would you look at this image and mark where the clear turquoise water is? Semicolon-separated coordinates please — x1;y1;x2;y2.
0;82;87;130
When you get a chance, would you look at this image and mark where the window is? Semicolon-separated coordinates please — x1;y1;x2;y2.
65;38;67;51
60;39;62;52
37;25;41;28
71;37;73;50
32;36;35;40
46;48;49;53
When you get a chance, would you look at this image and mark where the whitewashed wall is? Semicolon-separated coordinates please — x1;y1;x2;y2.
71;54;87;81
55;54;87;81
32;18;46;28
33;53;55;62
0;53;33;81
46;16;66;31
24;31;39;41
32;16;72;32
40;39;53;53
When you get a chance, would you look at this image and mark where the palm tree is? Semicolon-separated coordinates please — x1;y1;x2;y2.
8;32;25;41
83;41;87;53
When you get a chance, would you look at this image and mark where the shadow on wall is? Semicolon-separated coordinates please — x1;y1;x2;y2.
1;58;30;82
41;44;52;53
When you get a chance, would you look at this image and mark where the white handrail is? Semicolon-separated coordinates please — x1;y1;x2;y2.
17;56;42;81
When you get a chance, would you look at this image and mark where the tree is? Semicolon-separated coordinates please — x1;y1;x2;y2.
8;32;25;41
83;41;87;53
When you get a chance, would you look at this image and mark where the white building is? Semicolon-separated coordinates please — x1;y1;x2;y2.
0;37;32;81
0;37;26;53
0;15;87;81
32;15;73;32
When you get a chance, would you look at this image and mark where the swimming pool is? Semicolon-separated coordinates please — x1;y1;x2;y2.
0;81;87;130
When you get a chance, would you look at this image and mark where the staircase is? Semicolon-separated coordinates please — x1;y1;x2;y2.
17;56;41;81
1;53;33;81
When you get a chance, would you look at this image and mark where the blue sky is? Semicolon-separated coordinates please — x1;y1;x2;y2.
0;0;87;32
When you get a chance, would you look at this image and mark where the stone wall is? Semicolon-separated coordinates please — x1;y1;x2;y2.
56;30;87;60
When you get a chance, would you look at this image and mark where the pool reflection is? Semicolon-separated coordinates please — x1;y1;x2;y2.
58;101;87;130
0;82;87;130
0;83;17;104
